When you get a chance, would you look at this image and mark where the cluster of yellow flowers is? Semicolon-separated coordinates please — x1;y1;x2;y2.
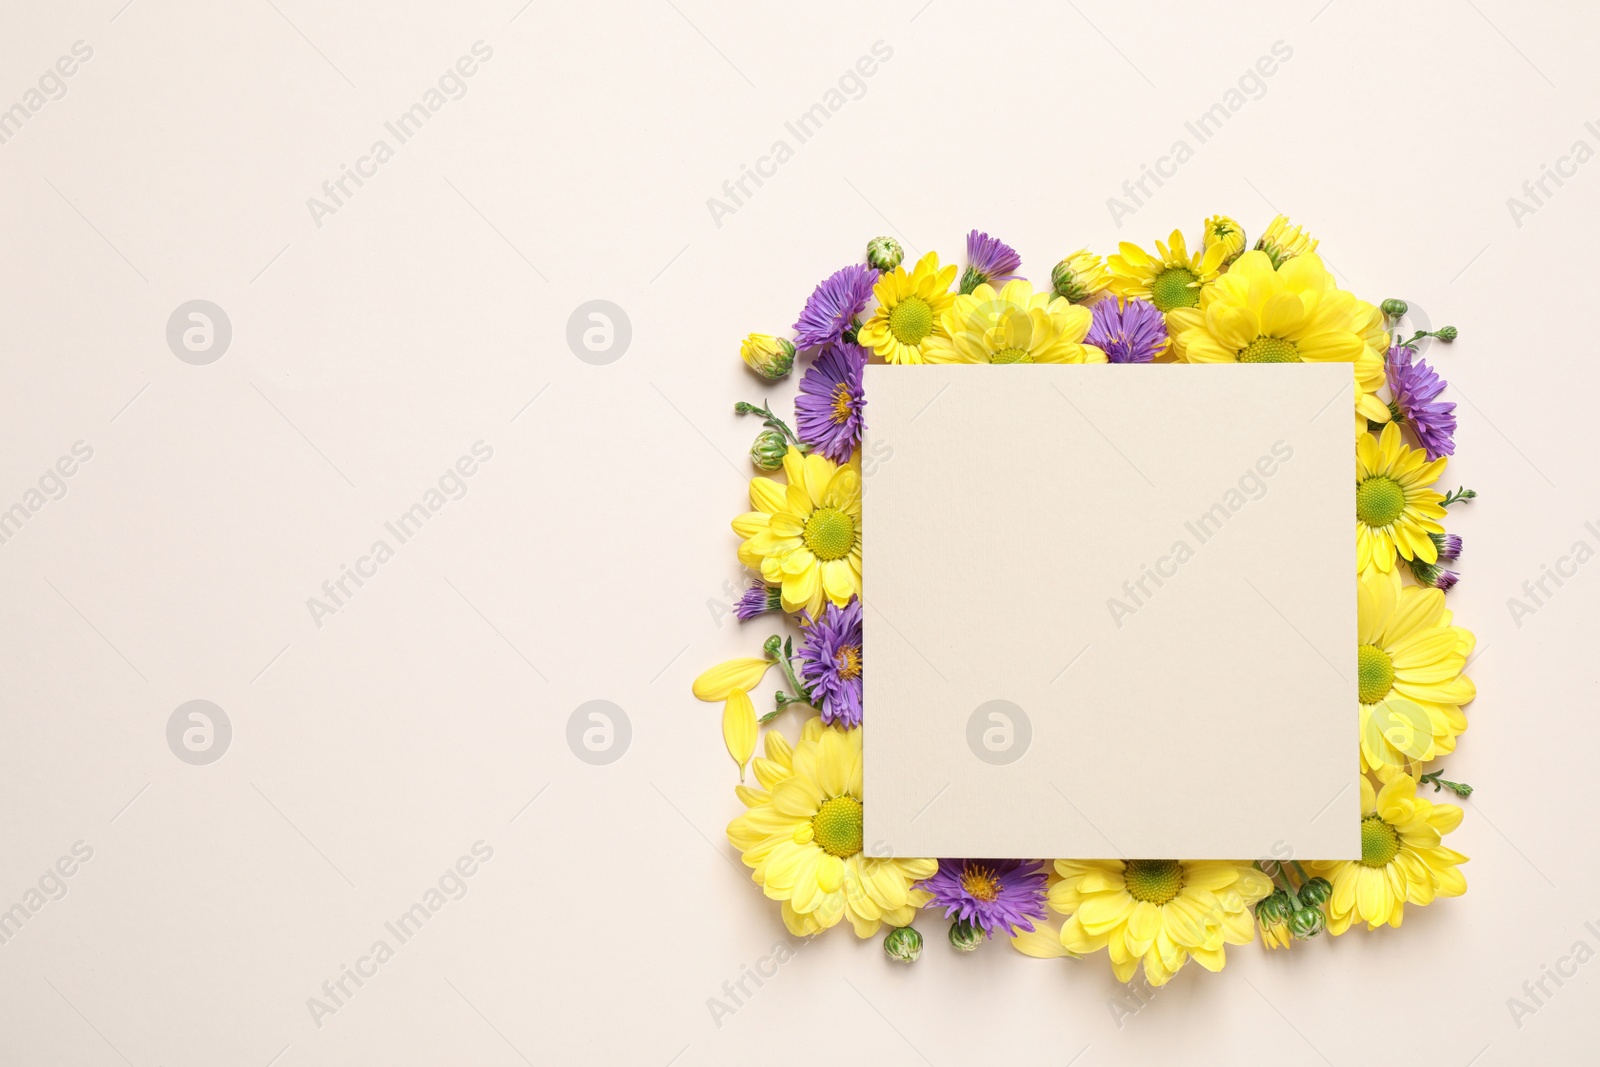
694;217;1477;987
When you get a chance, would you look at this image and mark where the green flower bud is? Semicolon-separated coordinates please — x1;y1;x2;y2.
948;919;983;953
762;634;783;658
883;925;922;963
740;334;796;380
866;236;903;273
1257;889;1293;923
749;429;787;471
1296;876;1332;907
1380;298;1408;319
1050;250;1108;303
1437;326;1458;342
1289;906;1326;940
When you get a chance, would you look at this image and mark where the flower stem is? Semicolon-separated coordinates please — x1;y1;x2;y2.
737;400;808;452
1418;770;1474;798
773;634;812;704
1395;327;1456;349
1439;486;1478;508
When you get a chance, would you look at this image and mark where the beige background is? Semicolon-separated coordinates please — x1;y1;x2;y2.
0;0;1594;1064
864;364;1358;861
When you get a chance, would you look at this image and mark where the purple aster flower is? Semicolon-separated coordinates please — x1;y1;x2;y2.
793;263;878;350
960;229;1022;294
1085;297;1168;363
1386;346;1456;460
795;598;862;727
1435;532;1463;561
734;582;783;621
794;342;866;462
919;859;1049;938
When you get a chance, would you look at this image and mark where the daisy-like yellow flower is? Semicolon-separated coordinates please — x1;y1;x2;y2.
856;251;958;364
1106;228;1228;316
1357;421;1447;574
1255;213;1318;268
1020;859;1271;986
1170;251;1388;424
1348;297;1395;435
923;279;1107;365
727;718;935;937
1201;215;1246;266
1309;773;1467;934
734;446;860;617
1358;567;1475;773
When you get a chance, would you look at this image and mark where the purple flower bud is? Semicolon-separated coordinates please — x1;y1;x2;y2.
734;582;783;621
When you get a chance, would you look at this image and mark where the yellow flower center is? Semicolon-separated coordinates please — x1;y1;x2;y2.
1357;475;1407;527
1123;859;1183;905
959;863;1001;902
802;507;855;561
888;295;934;345
812;795;863;858
989;347;1032;364
1149;267;1199;311
829;382;854;425
1360;814;1401;867
835;644;862;681
1358;643;1395;704
1238;336;1302;363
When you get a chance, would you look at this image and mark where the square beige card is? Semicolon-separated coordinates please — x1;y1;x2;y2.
862;363;1359;861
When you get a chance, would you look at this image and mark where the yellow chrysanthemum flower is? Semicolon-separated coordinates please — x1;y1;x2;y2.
734;446;861;617
1358;567;1475;774
1349;297;1396;435
1106;228;1228;316
1357;422;1447;574
923;279;1107;365
1309;773;1467;934
1170;251;1388;424
1255;213;1318;268
857;251;958;365
727;718;935;937
1021;859;1271;986
1201;215;1246;266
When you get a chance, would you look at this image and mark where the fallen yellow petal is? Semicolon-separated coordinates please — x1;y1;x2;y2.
692;657;773;702
1011;921;1081;960
722;689;758;781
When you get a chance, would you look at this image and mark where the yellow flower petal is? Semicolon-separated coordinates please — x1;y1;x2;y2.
722;690;758;781
692;657;772;701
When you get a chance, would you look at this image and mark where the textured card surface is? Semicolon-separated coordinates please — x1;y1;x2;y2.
862;363;1359;860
